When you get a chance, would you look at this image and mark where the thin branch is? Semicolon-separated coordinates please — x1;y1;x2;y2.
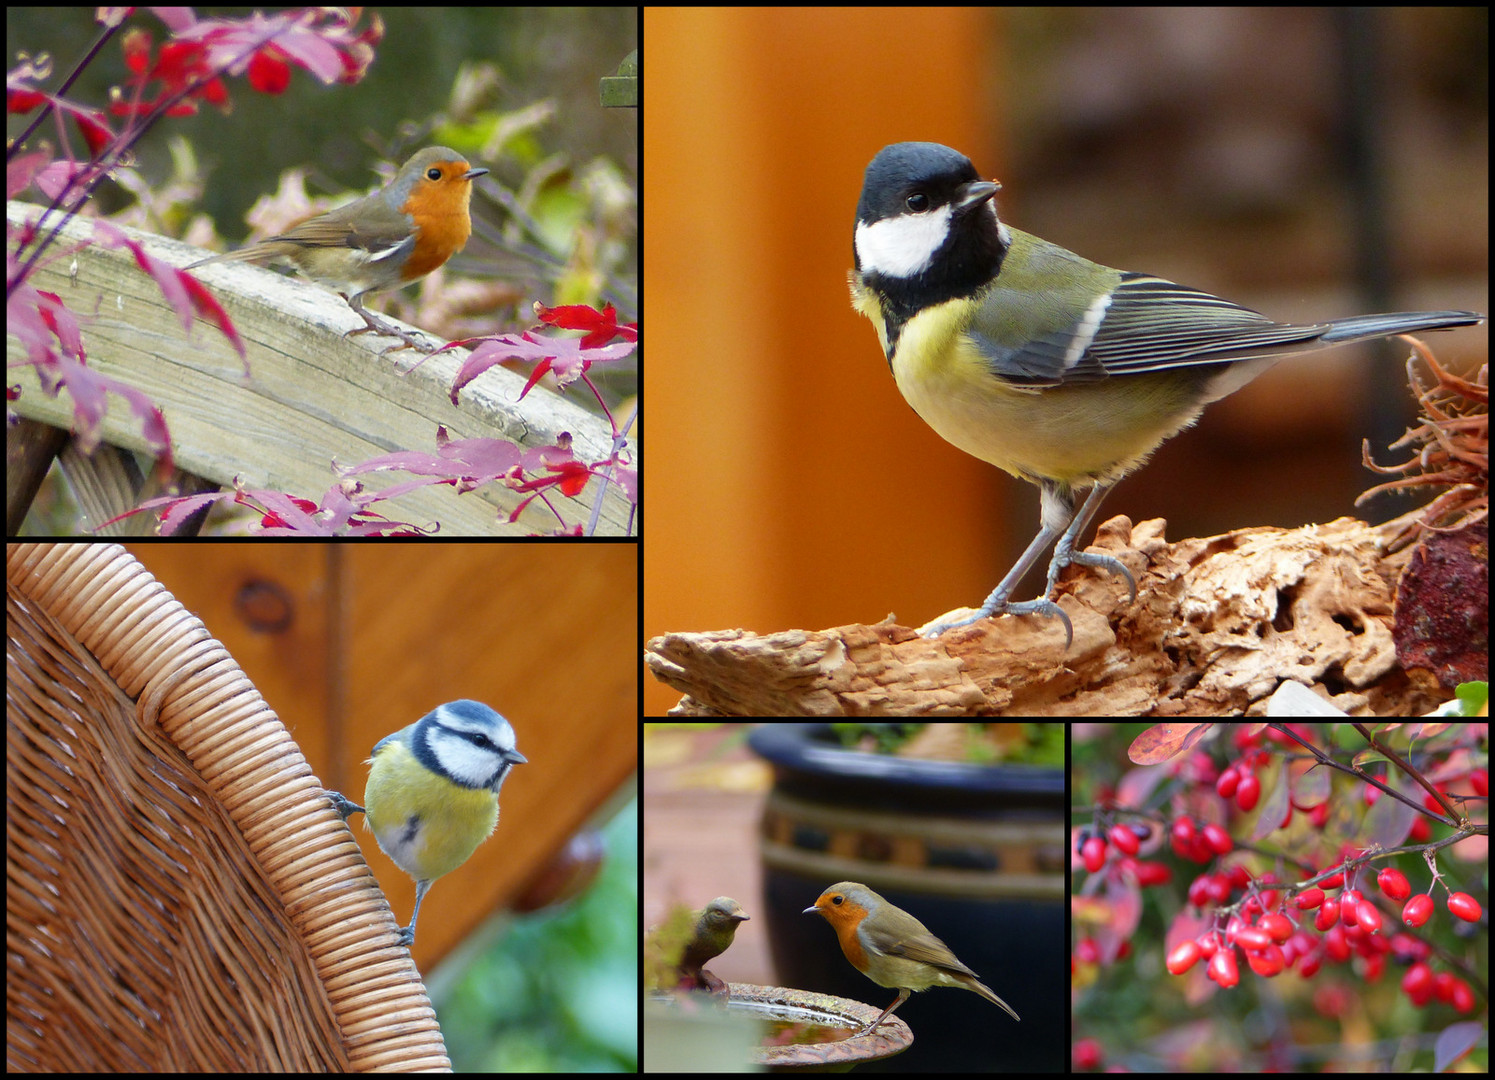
1267;723;1456;825
1352;722;1465;822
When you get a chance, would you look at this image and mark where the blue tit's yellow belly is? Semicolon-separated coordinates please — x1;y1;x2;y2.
363;739;500;883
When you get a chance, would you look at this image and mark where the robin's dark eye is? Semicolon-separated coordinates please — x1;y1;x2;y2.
427;167;443;181
906;193;929;213
832;895;844;906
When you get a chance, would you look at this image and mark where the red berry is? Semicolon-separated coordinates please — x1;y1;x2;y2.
1236;773;1260;812
1259;912;1293;943
1170;817;1196;856
1402;894;1433;927
1451;979;1476;1013
1295;887;1325;910
1315;898;1340;931
1082;836;1107;873
1109;824;1140;856
1340;889;1361;924
1236;926;1274;951
1166;940;1202;975
1323;925;1351;963
1202;823;1233;855
1208;948;1239;988
1388;931;1428;964
1377;867;1410;902
1246;944;1285;977
1215;765;1239;799
1356;901;1383;935
1073;1038;1103;1070
1446;892;1482;922
1129;860;1171;886
1472;769;1488;797
1401;961;1433;998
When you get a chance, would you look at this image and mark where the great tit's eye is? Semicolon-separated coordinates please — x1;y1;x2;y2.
905;192;929;213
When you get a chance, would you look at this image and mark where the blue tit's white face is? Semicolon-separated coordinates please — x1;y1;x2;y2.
410;699;528;793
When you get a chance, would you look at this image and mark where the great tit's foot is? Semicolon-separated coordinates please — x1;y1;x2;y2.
394;924;415;948
327;791;365;820
1057;548;1137;603
920;539;1134;646
921;595;1074;646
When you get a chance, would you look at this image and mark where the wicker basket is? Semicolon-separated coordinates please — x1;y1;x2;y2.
7;542;451;1070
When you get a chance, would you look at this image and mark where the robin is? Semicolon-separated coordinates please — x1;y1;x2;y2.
804;881;1019;1035
647;896;751;993
187;146;488;351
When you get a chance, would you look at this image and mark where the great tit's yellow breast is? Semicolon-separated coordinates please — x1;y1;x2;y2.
849;275;894;358
891;299;1214;486
363;734;500;884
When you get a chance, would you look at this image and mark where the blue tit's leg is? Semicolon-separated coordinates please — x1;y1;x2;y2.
398;878;433;947
328;792;365;820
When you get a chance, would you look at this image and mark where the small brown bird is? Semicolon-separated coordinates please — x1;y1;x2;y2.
647;896;751;992
804;881;1019;1035
680;897;751;985
187;146;487;352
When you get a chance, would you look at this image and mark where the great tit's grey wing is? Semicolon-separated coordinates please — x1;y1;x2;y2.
969;234;1480;387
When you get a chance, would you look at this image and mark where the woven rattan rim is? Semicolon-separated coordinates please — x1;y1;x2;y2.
7;542;451;1071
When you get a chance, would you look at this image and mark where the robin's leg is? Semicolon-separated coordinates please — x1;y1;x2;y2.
854;988;911;1036
343;292;441;354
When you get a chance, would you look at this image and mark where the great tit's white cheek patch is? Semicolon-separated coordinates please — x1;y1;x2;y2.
855;205;955;279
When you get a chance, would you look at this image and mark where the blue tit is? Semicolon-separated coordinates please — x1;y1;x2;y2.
330;700;526;947
851;141;1486;646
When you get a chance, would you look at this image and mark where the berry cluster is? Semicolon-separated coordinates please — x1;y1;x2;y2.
1153;853;1483;1010
1072;724;1486;1026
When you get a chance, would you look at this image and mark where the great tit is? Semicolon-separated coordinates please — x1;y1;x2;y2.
330;700;526;947
851;141;1485;645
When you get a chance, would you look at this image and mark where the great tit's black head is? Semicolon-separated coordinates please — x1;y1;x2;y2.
854;142;1008;320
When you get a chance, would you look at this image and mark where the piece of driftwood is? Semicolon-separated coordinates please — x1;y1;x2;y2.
646;513;1452;717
